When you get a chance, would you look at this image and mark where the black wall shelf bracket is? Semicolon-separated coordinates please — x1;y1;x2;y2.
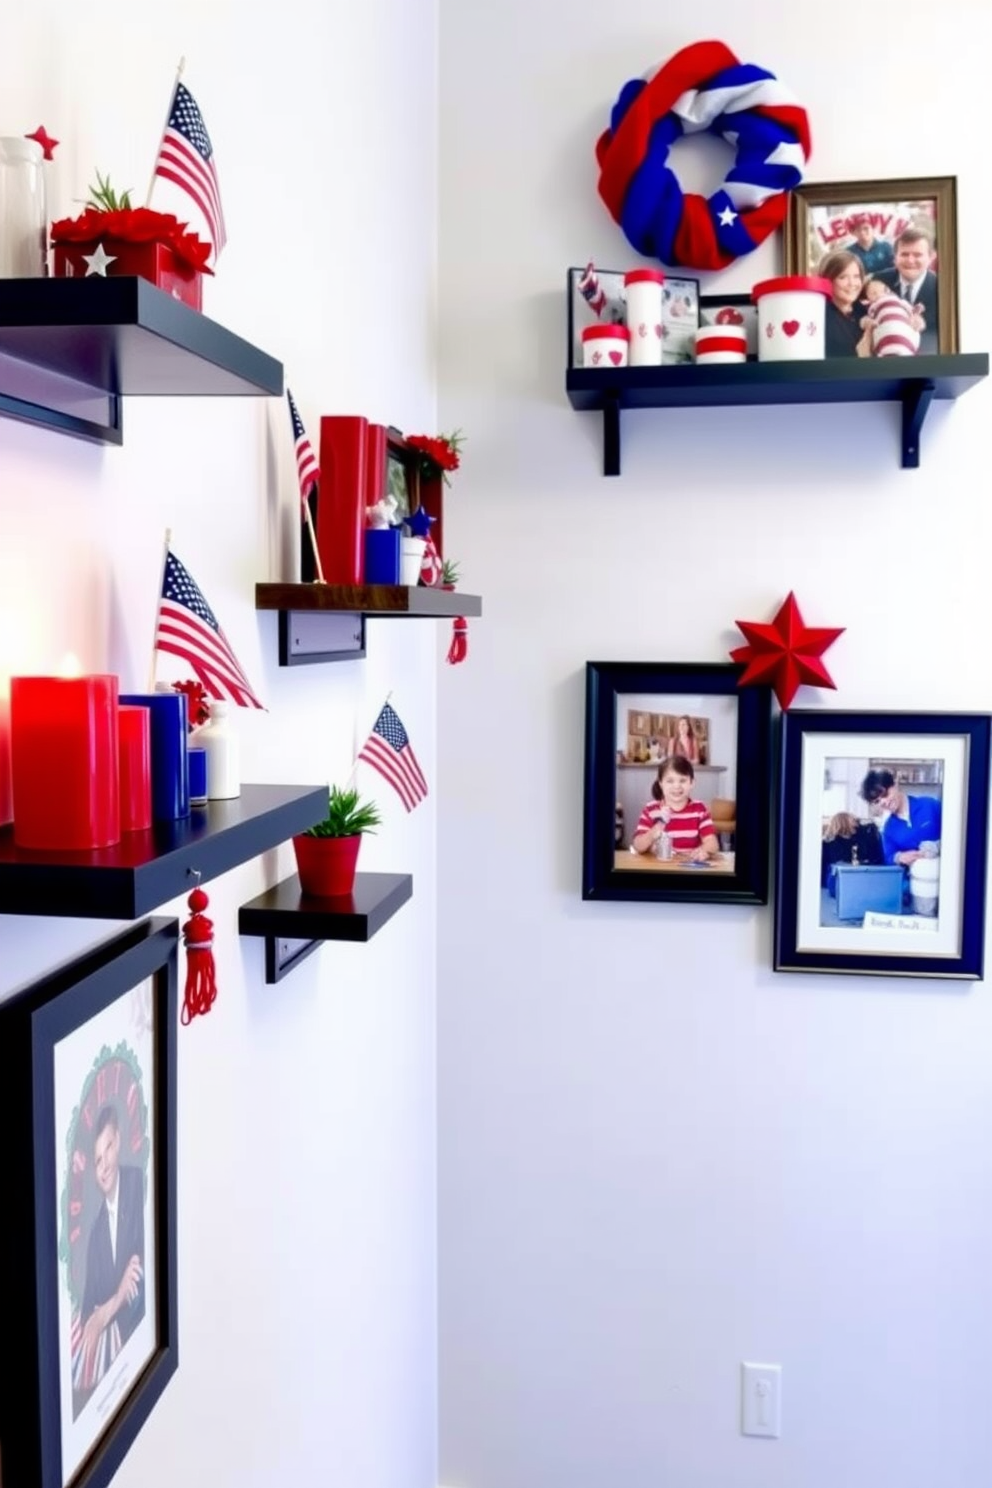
277;610;366;666
603;391;621;477
901;379;935;468
266;936;322;983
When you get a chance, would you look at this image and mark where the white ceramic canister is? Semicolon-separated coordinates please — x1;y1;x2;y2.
752;275;832;362
694;325;748;365
400;535;426;584
582;323;629;369
196;699;241;800
0;138;47;277
624;268;665;366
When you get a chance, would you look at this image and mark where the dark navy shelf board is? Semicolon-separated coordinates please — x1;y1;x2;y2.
238;871;413;982
566;353;989;474
0;784;326;920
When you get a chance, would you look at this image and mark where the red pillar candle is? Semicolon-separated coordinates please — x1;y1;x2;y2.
11;674;120;849
317;414;368;584
0;691;12;826
118;704;152;832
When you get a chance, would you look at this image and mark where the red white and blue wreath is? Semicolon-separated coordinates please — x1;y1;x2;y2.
595;39;812;271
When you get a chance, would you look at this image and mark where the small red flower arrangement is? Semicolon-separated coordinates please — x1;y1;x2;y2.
172;679;210;729
406;430;464;485
50;173;213;310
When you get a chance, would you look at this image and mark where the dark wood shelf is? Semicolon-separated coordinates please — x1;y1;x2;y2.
256;583;482;662
239;871;413;982
566;353;989;474
0;276;283;445
0;783;326;920
256;582;481;617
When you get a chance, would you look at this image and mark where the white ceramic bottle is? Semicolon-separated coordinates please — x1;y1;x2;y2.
197;700;241;800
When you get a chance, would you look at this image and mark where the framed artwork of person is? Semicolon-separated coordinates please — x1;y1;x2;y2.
583;661;772;905
775;711;991;978
784;176;959;358
0;918;178;1488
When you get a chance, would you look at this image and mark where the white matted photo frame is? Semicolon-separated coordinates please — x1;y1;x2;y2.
0;918;178;1488
784;176;958;357
775;711;991;978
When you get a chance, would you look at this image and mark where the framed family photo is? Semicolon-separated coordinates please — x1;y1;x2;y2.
775;711;991;978
582;661;772;905
784;176;958;357
0;918;178;1488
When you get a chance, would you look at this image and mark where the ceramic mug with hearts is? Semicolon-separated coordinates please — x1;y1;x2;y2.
752;275;832;363
582;322;630;369
624;267;665;367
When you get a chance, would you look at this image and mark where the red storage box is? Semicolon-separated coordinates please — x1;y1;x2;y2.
53;238;203;311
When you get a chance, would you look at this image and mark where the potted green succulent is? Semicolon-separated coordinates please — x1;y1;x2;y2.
440;557;460;590
292;786;382;897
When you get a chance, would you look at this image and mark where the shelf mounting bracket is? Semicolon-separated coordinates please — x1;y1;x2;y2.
900;379;935;468
603;392;621;476
264;936;322;983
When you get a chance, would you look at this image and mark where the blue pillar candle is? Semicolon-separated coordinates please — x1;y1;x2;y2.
188;746;208;806
364;526;400;585
119;692;190;821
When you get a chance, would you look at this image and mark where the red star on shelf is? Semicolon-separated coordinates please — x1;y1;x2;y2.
730;592;844;710
25;125;59;160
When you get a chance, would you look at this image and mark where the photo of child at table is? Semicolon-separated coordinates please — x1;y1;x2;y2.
631;756;718;862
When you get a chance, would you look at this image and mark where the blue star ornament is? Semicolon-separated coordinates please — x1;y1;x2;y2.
406;507;436;539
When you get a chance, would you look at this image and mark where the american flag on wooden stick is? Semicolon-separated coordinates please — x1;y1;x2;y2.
357;703;428;812
152;81;227;256
155;549;263;709
287;389;319;507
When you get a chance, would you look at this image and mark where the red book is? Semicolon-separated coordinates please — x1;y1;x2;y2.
317;416;368;585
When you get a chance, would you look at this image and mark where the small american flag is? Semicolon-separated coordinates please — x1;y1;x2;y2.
155;549;263;709
153;81;227;256
287;389;319;508
358;703;428;812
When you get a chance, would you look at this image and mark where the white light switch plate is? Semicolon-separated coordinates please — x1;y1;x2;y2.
741;1361;782;1438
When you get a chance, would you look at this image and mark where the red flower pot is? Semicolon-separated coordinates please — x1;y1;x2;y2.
53;239;204;310
292;833;362;898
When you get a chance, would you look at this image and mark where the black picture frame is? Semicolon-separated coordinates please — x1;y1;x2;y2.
775;710;991;978
583;662;772;904
0;918;179;1488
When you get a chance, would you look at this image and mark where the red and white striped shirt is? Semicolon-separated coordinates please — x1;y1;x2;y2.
634;798;716;852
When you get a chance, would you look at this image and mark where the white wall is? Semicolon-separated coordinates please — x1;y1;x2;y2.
0;1;439;1484
438;5;992;1487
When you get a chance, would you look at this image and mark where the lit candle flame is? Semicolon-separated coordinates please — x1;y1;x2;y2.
59;653;82;679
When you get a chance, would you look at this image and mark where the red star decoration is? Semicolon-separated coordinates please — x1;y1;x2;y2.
25;125;59;160
730;592;844;710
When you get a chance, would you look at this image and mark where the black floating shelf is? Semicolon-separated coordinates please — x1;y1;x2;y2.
0;783;326;920
239;871;413;982
256;582;482;663
566;353;989;474
0;276;284;445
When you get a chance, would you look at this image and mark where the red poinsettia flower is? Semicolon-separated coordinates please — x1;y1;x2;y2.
50;207;215;275
172;679;210;728
406;431;464;484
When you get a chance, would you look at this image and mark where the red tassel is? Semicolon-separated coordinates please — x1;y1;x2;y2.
447;616;468;665
181;884;218;1024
